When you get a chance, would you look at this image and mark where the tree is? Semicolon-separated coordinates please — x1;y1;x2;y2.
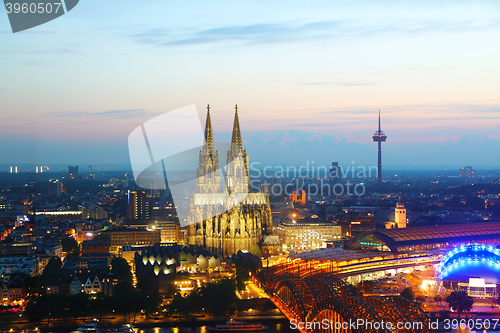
360;281;374;294
465;196;487;210
164;282;178;298
24;296;48;322
415;295;426;305
90;293;113;320
67;248;81;259
142;292;163;319
42;256;62;285
60;237;79;254
111;257;132;282
235;266;249;291
200;278;238;317
169;293;191;317
73;292;91;321
250;244;262;258
112;281;137;321
23;275;41;297
400;287;414;302
434;295;443;305
113;280;134;294
446;291;474;317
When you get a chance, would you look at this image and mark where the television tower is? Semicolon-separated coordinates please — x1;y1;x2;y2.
372;109;387;182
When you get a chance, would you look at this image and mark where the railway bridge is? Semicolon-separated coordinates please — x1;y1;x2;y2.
270;276;432;333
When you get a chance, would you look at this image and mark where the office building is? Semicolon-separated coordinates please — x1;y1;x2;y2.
103;228;161;253
48;179;63;197
62;257;110;276
460;166;476;178
276;219;342;252
157;220;180;243
81;240;109;256
128;190;151;220
82;204;108;220
87;165;95;180
68;166;79;180
328;162;342;186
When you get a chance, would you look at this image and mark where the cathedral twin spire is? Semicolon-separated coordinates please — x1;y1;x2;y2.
203;104;216;157
204;105;213;146
203;104;243;152
203;104;242;149
231;104;243;151
197;104;248;194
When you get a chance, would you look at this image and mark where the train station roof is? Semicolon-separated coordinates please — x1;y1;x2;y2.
289;248;398;262
347;221;500;252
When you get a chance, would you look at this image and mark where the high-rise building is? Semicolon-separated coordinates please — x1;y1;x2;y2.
128;190;150;220
460;166;476;178
188;105;272;256
372;110;387;182
151;200;177;220
87;165;95;180
83;204;108;220
68;166;79;180
328;162;342;185
48;179;63;197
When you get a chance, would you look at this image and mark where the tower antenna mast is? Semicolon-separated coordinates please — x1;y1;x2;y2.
372;109;387;182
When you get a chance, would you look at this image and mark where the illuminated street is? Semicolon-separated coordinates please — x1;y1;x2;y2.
238;282;269;299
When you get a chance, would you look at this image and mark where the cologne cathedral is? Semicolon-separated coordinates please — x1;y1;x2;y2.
187;105;272;256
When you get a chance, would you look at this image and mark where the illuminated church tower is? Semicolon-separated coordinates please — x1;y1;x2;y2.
225;105;250;194
187;105;272;256
195;104;221;194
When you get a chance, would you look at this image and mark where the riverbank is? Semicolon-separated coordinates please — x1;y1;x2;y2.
0;315;290;333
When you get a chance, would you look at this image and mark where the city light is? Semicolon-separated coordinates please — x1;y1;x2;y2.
421;279;436;291
1;1;499;326
438;243;500;278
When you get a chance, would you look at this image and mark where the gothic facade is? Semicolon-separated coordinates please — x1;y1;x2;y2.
187;105;272;257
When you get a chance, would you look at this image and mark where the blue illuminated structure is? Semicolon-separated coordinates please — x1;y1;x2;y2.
437;243;500;280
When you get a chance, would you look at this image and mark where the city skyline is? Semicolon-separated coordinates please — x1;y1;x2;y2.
1;1;500;167
3;1;500;330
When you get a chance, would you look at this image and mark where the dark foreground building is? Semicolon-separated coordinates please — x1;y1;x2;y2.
134;243;221;293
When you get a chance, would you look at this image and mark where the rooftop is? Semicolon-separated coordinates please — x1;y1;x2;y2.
377;221;500;243
347;221;500;252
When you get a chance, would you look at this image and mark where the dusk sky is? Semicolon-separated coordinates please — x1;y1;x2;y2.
1;0;500;169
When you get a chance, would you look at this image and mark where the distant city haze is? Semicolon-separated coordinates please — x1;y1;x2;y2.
1;1;499;168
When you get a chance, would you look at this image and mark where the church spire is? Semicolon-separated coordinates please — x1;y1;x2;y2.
197;104;220;193
204;104;214;147
231;104;243;151
226;104;249;194
203;103;217;158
